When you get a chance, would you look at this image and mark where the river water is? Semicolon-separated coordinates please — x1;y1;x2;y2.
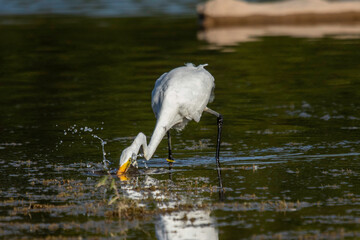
1;15;360;239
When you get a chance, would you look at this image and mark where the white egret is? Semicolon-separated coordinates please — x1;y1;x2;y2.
117;63;223;189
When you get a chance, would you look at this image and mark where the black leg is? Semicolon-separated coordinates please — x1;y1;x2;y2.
167;131;174;180
167;131;174;162
204;107;225;201
216;114;225;200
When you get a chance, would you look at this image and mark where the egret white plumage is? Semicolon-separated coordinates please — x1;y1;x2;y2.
117;63;223;186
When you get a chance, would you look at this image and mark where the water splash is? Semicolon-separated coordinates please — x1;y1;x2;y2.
92;134;111;169
59;123;110;169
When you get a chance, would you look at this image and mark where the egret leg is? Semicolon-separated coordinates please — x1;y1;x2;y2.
204;107;225;200
167;131;174;180
167;131;174;162
216;114;224;200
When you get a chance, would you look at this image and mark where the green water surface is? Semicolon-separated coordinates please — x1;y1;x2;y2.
1;16;360;239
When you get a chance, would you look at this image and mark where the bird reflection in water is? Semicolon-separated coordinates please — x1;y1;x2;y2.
117;173;220;240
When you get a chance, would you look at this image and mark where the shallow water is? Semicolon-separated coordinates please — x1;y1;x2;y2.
1;16;360;239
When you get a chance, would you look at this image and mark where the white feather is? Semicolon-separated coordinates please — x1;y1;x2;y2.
119;63;216;166
152;63;214;130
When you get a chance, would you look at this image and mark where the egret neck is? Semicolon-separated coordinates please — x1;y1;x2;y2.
130;122;167;161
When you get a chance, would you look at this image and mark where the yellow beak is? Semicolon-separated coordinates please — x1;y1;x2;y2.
117;158;131;175
118;174;129;181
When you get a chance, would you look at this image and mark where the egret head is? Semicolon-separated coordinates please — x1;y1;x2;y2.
117;147;137;175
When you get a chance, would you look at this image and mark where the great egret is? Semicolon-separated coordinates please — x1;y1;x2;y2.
117;63;223;189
